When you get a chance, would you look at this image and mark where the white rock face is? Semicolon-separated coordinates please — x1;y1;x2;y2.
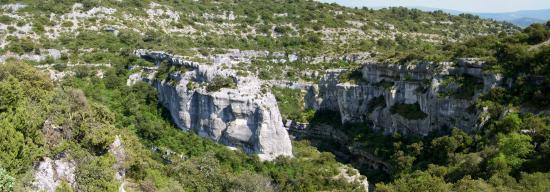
0;49;63;63
1;3;26;12
32;156;76;192
334;166;369;192
109;135;127;192
46;69;75;81
303;61;504;135
134;49;293;161
127;72;143;86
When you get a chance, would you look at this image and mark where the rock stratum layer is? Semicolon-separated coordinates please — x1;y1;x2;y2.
134;49;293;161
303;59;503;135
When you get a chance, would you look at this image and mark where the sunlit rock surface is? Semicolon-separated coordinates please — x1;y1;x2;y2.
304;60;503;135
134;49;293;161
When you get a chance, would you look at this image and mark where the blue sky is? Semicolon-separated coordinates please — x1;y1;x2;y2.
318;0;550;13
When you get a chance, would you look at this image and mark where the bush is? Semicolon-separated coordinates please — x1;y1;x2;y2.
524;23;550;44
339;68;366;84
272;87;311;122
273;26;290;34
439;75;483;99
61;21;74;28
206;76;237;92
53;64;68;71
0;167;14;192
0;15;13;24
76;155;119;192
377;171;450;192
375;80;395;90
6;38;37;54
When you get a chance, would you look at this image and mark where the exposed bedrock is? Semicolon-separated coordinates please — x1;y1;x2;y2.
134;49;293;161
302;60;504;135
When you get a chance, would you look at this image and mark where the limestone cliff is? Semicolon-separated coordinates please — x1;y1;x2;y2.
31;155;76;192
134;49;293;161
304;59;503;135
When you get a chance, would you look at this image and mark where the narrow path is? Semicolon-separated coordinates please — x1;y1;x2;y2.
529;38;550;51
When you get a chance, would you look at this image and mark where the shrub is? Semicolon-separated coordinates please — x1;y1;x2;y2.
7;38;37;54
377;171;451;192
0;167;14;192
53;64;68;71
339;69;366;84
524;23;550;44
61;21;74;28
273;26;290;34
155;60;188;82
76;155;119;192
206;76;237;92
375;80;395;90
0;15;13;24
439;75;483;99
272;87;309;121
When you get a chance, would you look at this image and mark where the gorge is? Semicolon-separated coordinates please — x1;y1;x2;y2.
0;1;548;191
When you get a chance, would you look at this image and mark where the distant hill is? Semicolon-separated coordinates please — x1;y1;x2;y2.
507;17;546;28
477;9;550;27
410;7;550;28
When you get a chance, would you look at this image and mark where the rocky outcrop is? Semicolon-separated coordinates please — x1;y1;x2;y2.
31;154;76;192
109;136;126;192
0;49;62;63
334;166;369;192
304;60;504;135
134;49;293;161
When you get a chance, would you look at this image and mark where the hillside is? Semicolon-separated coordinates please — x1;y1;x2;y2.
0;1;549;192
0;0;519;82
477;9;550;27
0;0;517;59
410;7;550;28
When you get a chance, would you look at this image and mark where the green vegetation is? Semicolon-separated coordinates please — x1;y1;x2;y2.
1;0;517;75
0;0;548;191
438;75;483;99
0;15;13;24
0;60;365;191
5;38;37;54
305;110;550;190
0;167;14;191
155;60;188;82
436;23;550;108
206;76;237;92
271;87;315;122
375;80;395;90
0;62;52;174
339;68;367;84
390;103;428;120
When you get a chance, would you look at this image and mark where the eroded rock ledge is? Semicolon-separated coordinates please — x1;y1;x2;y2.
133;49;293;161
300;60;504;135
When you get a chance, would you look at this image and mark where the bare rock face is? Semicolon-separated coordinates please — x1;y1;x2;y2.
134;49;292;161
306;61;504;135
109;135;126;192
334;166;369;192
31;155;76;192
